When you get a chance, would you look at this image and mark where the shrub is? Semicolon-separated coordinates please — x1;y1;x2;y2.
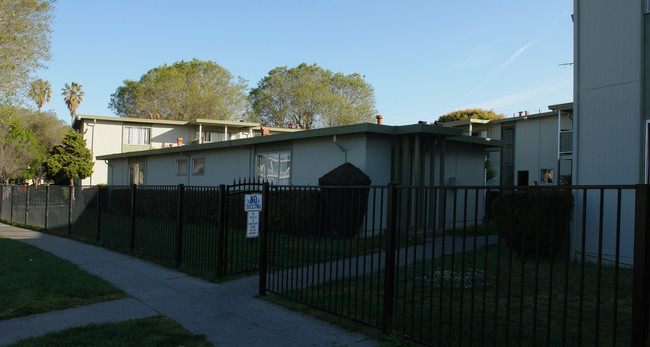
265;189;320;236
490;189;573;260
318;163;371;239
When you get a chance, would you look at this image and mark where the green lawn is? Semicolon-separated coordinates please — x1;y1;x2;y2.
5;207;424;282
0;235;126;320
271;243;634;346
8;315;214;347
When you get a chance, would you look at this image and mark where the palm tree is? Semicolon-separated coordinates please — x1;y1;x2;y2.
61;82;85;123
28;79;52;112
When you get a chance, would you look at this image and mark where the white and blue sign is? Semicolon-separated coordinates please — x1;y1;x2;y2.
244;193;263;211
246;211;259;238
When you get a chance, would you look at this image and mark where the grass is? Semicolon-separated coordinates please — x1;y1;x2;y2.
7;315;214;347
6;205;424;277
0;235;127;320
269;243;634;346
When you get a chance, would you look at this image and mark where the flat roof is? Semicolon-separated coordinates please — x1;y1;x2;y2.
442;118;491;127
97;122;499;160
442;102;574;128
73;114;269;129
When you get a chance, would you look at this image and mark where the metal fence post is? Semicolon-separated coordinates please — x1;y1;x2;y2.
68;186;72;236
259;182;269;296
0;185;3;220
44;185;49;230
25;186;29;224
216;184;226;277
130;184;137;251
632;184;650;345
10;186;14;222
175;184;185;267
383;182;399;335
96;186;102;242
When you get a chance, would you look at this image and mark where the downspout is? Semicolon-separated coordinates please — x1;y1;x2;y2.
104;160;112;185
333;135;348;162
91;119;96;156
557;109;562;185
85;119;96;185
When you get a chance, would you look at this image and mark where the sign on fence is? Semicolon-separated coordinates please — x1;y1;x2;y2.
244;193;262;238
247;211;259;238
244;194;262;211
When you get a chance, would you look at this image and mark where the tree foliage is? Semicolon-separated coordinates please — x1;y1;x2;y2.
438;108;505;123
62;81;84;122
0;116;40;182
249;63;377;128
28;78;51;111
20;108;67;151
0;0;54;104
108;59;249;121
45;129;93;185
0;106;67;184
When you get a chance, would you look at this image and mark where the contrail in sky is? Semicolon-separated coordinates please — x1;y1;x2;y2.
454;9;570;104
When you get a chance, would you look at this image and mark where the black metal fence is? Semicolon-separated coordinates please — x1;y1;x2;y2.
0;180;265;277
1;182;649;346
259;184;650;346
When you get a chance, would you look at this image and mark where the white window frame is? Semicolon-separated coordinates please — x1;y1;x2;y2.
123;126;151;145
177;159;187;176
192;158;205;176
129;160;145;185
257;150;291;185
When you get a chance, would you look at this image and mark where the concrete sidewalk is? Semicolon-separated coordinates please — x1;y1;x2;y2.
0;224;378;347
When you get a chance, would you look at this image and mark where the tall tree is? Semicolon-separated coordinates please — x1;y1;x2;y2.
250;63;377;129
0;0;55;104
44;129;93;185
28;78;51;111
437;108;505;123
61;82;84;122
0;106;67;184
20;108;67;183
0;117;40;183
108;59;249;121
20;108;67;150
321;72;377;127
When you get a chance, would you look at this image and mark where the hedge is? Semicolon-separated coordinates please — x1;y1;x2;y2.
490;189;573;260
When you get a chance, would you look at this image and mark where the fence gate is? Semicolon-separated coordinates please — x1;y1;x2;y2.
221;178;266;276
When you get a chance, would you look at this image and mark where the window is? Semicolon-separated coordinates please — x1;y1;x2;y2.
257;151;291;185
129;161;145;185
541;168;554;184
124;126;151;145
202;131;224;143
177;159;187;176
192;158;205;176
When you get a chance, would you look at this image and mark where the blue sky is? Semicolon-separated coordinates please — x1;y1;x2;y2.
37;1;573;125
